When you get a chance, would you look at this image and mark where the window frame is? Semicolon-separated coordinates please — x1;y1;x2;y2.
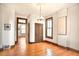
45;17;53;39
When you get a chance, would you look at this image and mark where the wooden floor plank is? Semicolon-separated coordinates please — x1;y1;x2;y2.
0;37;79;56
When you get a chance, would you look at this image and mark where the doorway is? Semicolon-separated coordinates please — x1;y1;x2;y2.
16;17;27;45
35;23;43;43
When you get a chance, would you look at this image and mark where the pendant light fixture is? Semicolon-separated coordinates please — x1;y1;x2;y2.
37;3;44;21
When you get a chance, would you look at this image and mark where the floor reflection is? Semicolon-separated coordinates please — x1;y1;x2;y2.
46;48;54;56
18;37;27;52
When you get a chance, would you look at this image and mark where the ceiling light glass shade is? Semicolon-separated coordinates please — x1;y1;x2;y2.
38;16;45;21
40;16;45;19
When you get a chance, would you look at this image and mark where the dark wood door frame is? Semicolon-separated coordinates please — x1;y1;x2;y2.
35;23;43;43
28;23;30;43
16;17;27;44
45;17;53;39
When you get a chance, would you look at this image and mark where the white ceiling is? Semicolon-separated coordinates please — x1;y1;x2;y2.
3;3;68;17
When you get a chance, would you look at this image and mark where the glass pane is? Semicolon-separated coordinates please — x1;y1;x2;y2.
47;20;49;27
47;19;52;28
19;19;26;23
49;20;52;27
18;24;26;36
47;29;52;37
21;24;26;33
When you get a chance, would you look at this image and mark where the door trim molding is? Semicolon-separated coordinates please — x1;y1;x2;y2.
16;17;27;44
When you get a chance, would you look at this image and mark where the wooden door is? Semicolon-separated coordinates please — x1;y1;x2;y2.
35;23;43;43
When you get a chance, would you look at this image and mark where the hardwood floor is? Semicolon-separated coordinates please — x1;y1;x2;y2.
0;37;79;56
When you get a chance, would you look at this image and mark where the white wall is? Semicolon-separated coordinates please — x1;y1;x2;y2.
0;5;2;48
28;15;35;42
0;4;16;47
9;10;15;46
52;13;58;43
68;5;79;50
46;4;79;50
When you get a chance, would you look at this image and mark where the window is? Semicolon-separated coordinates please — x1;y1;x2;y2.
18;19;26;23
46;17;53;39
58;16;67;35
